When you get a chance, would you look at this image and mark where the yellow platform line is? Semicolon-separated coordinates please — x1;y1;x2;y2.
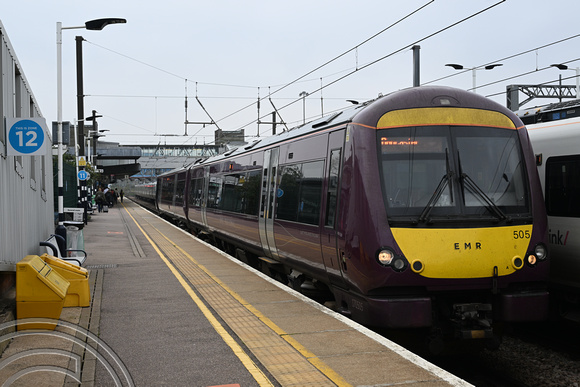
122;205;274;387
124;204;351;387
139;220;336;386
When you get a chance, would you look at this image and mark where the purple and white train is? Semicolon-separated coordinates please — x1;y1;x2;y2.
523;101;580;322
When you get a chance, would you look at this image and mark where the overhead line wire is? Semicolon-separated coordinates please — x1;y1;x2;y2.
87;1;510;140
484;72;580;99
262;0;435;99
480;58;580;101
316;0;506;95
85;40;257;89
422;32;580;87
88;94;366;101
85;17;580;115
235;0;506;133
82;1;441;133
477;57;580;91
211;0;436;125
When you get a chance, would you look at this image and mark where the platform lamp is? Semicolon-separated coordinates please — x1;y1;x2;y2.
550;64;580;100
445;63;503;93
56;18;126;247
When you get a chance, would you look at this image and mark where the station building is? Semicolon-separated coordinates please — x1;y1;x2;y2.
0;21;55;304
124;143;222;181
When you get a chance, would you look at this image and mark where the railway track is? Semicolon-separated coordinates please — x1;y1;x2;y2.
382;321;580;387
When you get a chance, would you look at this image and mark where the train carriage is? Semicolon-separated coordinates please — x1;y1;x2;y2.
154;86;550;344
525;108;580;321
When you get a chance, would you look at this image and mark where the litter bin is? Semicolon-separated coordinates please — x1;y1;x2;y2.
40;253;90;307
64;221;85;252
16;255;70;330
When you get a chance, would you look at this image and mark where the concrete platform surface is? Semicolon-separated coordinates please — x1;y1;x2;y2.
0;200;471;387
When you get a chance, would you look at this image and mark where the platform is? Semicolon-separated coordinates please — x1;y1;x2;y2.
0;200;471;386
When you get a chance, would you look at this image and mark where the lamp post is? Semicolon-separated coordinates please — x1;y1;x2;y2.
87;128;107;171
86;138;91;165
83;123;109;215
550;64;580;100
89;130;108;160
445;63;503;93
56;18;126;242
86;110;104;160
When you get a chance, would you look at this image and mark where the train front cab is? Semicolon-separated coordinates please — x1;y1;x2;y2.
334;91;550;340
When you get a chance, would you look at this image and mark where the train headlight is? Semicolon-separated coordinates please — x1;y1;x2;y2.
524;244;547;267
377;249;395;265
392;258;406;271
534;244;548;261
376;248;408;271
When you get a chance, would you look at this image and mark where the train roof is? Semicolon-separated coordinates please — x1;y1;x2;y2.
516;99;580;125
159;86;520;176
182;102;367;168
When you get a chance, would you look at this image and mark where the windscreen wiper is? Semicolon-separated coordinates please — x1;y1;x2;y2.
457;151;510;222
460;173;510;222
418;149;454;223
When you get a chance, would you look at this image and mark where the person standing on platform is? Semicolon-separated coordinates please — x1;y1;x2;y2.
105;189;114;208
95;187;106;213
120;189;124;203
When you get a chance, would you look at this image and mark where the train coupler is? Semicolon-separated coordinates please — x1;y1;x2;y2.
451;302;494;340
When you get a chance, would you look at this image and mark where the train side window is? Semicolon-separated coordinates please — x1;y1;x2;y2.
174;173;187;207
244;170;262;215
213;170;262;215
277;164;301;222
221;173;244;212
207;176;223;208
325;149;341;228
277;160;324;225
160;175;175;204
545;156;580;217
188;177;204;207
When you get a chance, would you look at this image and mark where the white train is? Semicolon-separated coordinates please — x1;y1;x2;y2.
525;103;580;321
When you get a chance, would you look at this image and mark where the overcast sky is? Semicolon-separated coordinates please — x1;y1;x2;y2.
2;0;580;145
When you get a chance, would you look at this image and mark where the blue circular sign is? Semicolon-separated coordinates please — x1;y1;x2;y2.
78;170;90;181
8;119;44;154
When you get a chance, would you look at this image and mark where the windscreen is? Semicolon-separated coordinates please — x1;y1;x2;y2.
377;126;530;223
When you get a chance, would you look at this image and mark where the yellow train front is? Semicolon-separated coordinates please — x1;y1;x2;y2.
333;86;549;344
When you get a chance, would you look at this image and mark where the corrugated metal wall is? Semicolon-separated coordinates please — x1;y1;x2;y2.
0;20;55;271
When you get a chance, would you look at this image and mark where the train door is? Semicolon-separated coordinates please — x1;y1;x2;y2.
259;148;280;260
321;129;348;288
201;166;209;228
155;177;162;212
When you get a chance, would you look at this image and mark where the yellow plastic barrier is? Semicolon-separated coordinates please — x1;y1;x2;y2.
40;253;90;307
16;255;70;330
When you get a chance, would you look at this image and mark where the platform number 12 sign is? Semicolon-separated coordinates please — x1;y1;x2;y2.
6;118;47;156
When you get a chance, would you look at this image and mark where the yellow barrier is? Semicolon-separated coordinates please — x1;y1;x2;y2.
16;255;70;330
40;253;90;307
